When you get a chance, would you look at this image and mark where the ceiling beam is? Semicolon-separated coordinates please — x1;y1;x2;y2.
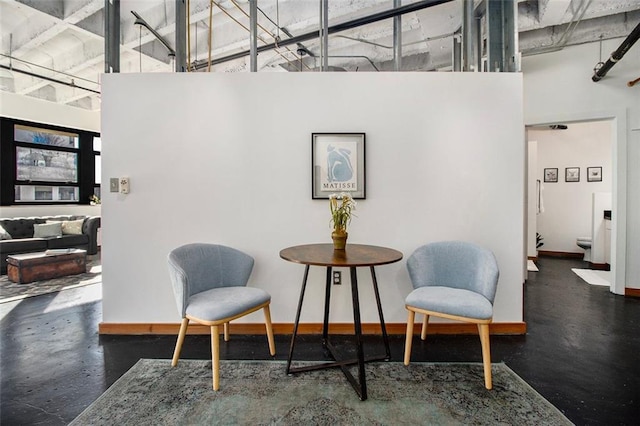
520;10;640;54
537;0;571;26
9;0;104;57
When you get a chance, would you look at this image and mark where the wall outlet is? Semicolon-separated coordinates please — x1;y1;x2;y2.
333;271;341;285
119;177;130;194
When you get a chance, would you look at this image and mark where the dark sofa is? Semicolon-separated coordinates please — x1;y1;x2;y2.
0;215;101;274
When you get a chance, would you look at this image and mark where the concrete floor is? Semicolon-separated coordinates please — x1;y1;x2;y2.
1;256;639;425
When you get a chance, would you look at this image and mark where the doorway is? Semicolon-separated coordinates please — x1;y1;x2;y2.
527;118;615;290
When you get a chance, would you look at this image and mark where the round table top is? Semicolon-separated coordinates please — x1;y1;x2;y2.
279;243;403;267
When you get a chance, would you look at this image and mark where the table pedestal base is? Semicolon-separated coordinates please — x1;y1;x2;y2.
286;265;391;401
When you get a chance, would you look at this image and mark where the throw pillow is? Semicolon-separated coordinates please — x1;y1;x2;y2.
47;219;84;235
0;224;12;240
33;222;63;238
62;219;84;235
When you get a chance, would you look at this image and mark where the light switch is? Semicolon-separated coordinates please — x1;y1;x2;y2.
110;178;119;192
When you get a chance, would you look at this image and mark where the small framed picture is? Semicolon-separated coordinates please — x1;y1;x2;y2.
587;166;602;182
565;167;580;183
544;168;558;183
312;133;366;199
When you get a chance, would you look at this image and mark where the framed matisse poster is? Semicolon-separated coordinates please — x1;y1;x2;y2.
311;133;366;199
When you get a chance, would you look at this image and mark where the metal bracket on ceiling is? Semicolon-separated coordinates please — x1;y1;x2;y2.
131;10;176;58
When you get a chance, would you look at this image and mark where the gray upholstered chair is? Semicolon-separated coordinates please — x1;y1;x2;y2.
403;241;499;389
167;243;276;390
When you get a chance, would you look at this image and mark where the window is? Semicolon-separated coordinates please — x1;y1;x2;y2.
1;118;100;205
16;147;78;182
15;124;79;148
93;136;101;198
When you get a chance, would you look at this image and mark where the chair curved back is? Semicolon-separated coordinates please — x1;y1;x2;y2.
407;241;499;303
167;243;254;317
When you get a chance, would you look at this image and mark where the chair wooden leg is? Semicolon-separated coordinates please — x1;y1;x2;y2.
478;323;492;390
263;304;276;356
421;314;430;340
211;325;220;390
223;322;230;342
404;310;415;365
172;318;189;367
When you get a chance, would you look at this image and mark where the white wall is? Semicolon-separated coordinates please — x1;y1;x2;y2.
522;36;640;292
101;72;525;325
0;92;100;132
528;121;612;254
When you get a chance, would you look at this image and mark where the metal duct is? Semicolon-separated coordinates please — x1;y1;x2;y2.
592;21;640;82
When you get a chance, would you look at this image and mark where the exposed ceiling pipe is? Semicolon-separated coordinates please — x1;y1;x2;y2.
131;10;176;57
211;0;309;71
0;64;100;94
522;0;593;56
256;3;312;57
334;32;456;49
276;47;379;72
592;20;640;82
193;0;453;70
326;55;380;71
554;0;593;47
0;54;99;85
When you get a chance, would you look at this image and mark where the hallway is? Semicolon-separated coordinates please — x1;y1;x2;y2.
1;256;638;425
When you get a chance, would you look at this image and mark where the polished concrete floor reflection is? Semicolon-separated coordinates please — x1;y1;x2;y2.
1;257;639;425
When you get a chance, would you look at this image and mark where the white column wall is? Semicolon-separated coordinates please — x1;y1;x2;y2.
522;36;640;293
101;72;525;325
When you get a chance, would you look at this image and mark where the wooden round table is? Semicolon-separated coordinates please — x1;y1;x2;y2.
280;243;403;401
280;243;403;268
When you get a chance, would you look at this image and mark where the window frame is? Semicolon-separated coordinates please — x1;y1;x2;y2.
1;117;101;206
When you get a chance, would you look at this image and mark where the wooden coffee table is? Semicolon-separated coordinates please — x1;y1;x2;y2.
7;249;87;284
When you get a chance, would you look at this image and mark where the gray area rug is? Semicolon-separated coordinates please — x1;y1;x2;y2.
0;257;101;303
71;359;571;425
